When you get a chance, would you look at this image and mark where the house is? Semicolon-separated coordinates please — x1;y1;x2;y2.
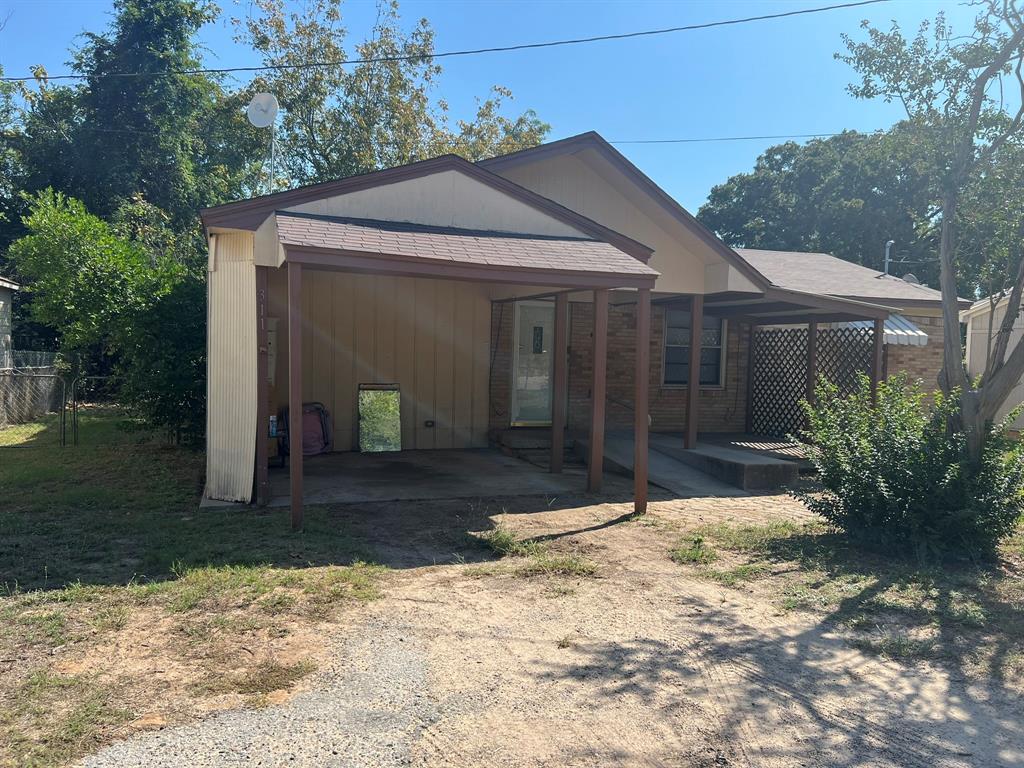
0;277;17;370
199;132;949;522
962;295;1024;430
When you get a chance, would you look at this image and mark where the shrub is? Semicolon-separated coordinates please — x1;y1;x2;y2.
794;374;1024;555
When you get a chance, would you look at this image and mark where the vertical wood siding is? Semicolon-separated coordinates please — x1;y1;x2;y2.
268;272;492;452
206;233;257;501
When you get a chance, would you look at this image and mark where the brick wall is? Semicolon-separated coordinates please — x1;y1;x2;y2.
489;300;749;437
884;313;945;391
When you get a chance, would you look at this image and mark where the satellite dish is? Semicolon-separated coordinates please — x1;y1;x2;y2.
902;273;921;285
246;93;279;128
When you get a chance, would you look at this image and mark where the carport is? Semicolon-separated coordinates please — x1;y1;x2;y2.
262;208;659;528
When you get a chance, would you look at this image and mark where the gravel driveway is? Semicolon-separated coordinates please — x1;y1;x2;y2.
80;496;1024;768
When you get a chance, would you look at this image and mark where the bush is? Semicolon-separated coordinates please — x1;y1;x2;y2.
794;374;1024;555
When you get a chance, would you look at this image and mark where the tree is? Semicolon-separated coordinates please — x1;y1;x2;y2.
698;128;946;287
8;0;262;231
234;0;550;187
839;1;1024;462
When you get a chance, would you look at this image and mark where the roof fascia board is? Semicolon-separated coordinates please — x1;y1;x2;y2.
764;286;893;319
284;245;657;290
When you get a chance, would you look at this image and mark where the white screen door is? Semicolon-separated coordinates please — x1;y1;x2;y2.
511;300;556;426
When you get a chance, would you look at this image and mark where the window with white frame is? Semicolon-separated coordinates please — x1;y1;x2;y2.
663;310;726;387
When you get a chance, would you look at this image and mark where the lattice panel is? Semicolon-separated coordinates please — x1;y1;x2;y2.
817;327;873;396
750;326;875;437
751;327;808;438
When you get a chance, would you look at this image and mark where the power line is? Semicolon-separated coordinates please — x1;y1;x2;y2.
0;0;891;83
610;131;881;144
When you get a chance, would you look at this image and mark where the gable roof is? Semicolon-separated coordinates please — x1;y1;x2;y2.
734;248;967;308
200;153;653;263
0;277;18;291
477;131;771;288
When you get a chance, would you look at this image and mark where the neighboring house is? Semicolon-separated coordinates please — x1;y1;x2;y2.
962;295;1024;430
199;131;956;516
0;277;17;370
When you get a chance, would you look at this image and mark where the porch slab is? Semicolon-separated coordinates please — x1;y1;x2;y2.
263;448;631;507
649;433;799;491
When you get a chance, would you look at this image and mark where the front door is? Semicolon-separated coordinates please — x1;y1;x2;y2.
511;300;555;426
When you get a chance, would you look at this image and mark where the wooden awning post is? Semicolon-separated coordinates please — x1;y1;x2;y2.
634;288;651;515
287;261;304;531
550;292;568;473
684;294;704;449
587;288;609;493
806;319;819;406
255;266;270;505
870;317;885;401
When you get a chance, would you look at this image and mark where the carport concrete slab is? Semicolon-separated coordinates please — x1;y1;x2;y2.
262;449;629;507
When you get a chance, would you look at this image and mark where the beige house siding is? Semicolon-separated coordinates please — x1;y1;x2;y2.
488;150;758;296
965;302;1024;428
206;232;257;502
283;169;587;239
266;271;492;453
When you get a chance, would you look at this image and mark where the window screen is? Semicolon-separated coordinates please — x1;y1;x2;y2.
664;311;725;387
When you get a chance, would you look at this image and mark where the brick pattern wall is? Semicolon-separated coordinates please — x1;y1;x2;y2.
884;313;945;391
489;300;749;437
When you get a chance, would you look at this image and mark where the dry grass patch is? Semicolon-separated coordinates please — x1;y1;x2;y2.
668;518;1024;681
0;411;389;767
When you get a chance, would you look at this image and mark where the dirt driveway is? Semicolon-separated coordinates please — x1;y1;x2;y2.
81;494;1023;768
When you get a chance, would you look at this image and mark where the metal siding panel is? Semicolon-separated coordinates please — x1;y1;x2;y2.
206;249;257;502
332;272;355;451
452;282;474;447
434;281;455;449
414;280;436;449
394;277;417;449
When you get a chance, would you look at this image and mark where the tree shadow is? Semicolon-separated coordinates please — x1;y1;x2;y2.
528;578;1024;766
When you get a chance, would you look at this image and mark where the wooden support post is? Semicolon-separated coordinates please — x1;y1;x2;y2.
870;317;885;400
587;288;609;493
634;288;651;515
255;266;270;506
550;292;568;473
684;294;704;449
287;261;304;531
806;319;819;405
745;323;758;434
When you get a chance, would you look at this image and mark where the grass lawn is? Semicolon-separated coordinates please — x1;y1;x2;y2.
669;518;1024;687
0;410;386;768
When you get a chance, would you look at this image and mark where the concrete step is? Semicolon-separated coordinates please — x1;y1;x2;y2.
649;434;798;491
575;434;747;498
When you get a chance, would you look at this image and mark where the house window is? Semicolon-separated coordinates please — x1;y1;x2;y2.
663;310;726;387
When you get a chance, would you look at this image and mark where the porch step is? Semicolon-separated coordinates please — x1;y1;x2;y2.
649;434;798;492
575;434;747;498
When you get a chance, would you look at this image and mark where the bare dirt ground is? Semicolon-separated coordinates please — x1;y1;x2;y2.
81;493;1023;768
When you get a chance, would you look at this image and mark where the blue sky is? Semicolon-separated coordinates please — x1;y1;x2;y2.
0;0;977;211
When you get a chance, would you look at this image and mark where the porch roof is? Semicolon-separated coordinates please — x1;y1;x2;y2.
277;211;659;289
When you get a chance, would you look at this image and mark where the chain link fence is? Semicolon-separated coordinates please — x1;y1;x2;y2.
0;360;66;446
0;350;125;447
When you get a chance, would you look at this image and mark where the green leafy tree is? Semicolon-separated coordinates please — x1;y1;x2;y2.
9;191;205;441
8;0;262;230
839;1;1024;463
234;0;550;187
698;127;948;287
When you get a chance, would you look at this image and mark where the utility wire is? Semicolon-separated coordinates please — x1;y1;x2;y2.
611;131;879;144
0;0;891;83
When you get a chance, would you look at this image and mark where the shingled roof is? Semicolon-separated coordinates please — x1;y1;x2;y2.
734;248;966;308
276;211;659;285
